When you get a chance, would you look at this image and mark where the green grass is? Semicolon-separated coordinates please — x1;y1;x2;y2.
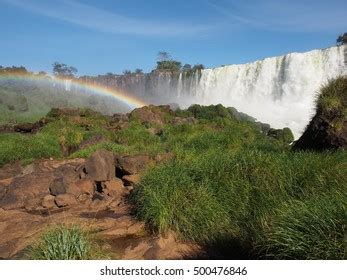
0;132;61;166
69;142;126;158
27;225;106;260
263;192;346;259
0;89;345;259
316;76;347;119
132;148;347;259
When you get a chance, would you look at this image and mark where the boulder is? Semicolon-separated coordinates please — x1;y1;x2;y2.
102;178;126;197
54;165;80;184
24;197;42;211
66;179;95;197
49;177;68;196
129;105;172;127
116;154;152;175
0;173;53;210
122;174;141;186
41;195;56;209
55;194;77;207
85;149;115;181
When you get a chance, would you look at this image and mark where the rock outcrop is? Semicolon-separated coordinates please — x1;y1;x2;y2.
294;76;347;150
129;105;173;127
85;149;115;182
0;152;200;260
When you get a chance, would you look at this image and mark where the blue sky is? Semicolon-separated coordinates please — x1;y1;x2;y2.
0;0;346;75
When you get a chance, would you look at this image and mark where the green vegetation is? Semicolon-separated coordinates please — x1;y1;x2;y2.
27;225;105;260
132;143;346;259
316;76;347;122
336;33;347;46
0;82;345;259
52;62;78;78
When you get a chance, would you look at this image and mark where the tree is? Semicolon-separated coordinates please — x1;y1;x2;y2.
105;72;116;79
123;69;131;75
183;64;192;71
156;60;182;72
336;33;347;46
0;66;28;74
193;64;205;71
157;51;171;62
36;71;48;77
135;68;143;74
52;62;77;78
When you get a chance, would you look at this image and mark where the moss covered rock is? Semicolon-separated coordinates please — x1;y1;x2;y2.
294;76;347;150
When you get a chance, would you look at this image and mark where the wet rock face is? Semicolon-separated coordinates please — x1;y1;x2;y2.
85;149;115;181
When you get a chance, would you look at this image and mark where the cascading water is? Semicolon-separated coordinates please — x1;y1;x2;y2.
78;45;346;138
177;46;346;138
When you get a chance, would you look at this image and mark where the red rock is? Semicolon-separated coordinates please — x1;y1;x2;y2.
122;174;141;186
85;149;115;181
116;154;152;175
55;194;77;207
67;179;95;197
0;173;53;210
41;195;56;209
102;178;126;197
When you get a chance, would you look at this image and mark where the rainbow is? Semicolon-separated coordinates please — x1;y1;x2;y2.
0;73;148;109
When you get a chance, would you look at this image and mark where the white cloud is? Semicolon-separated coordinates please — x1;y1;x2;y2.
2;0;214;36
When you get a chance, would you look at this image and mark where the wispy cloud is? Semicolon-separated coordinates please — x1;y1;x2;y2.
2;0;214;36
206;0;347;32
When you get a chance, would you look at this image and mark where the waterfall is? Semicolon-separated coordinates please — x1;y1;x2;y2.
179;46;346;137
79;46;346;138
64;79;71;91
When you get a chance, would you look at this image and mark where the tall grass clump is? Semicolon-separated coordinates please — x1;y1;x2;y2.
132;147;347;259
27;225;103;260
316;76;347;119
263;191;346;259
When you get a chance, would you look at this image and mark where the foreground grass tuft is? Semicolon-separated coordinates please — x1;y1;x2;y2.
27;225;104;260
